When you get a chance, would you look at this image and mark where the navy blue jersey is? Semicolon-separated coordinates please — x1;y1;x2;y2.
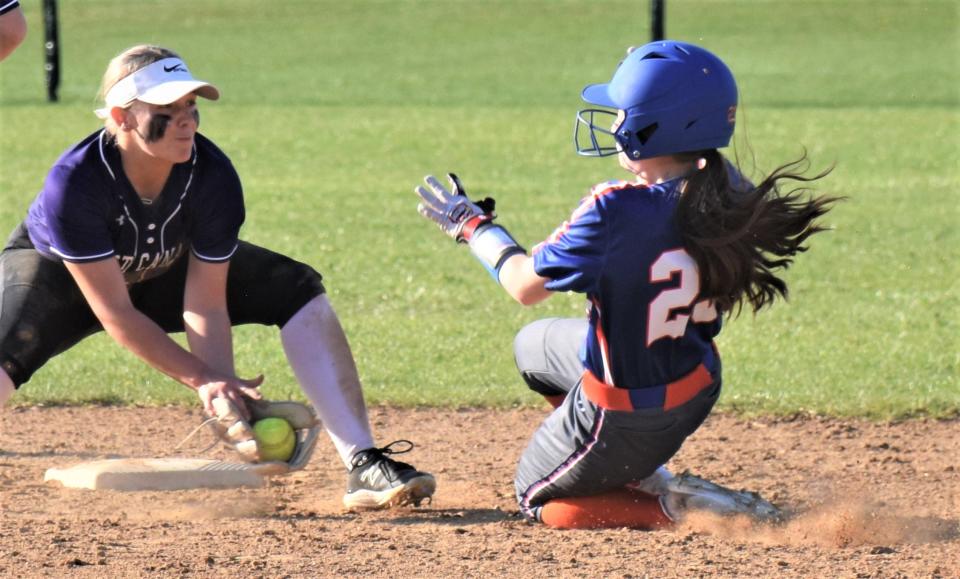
26;130;244;284
533;178;721;390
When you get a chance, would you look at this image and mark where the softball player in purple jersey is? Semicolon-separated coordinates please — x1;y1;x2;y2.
0;45;435;509
417;41;837;529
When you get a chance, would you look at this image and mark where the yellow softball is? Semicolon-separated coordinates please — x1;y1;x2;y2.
253;417;296;462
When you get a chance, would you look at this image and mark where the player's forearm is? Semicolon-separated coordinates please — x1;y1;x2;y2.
98;308;212;390
183;308;235;376
0;9;27;61
497;253;552;305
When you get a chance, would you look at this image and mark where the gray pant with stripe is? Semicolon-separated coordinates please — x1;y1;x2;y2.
512;318;720;521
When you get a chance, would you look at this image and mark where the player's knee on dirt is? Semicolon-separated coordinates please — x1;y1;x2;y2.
540;491;673;530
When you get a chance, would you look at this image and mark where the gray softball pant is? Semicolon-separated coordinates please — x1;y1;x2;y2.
512;318;721;522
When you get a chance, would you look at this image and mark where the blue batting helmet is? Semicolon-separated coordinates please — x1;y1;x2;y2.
575;41;738;160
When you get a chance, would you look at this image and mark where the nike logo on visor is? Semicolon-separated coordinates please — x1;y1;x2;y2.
164;64;186;73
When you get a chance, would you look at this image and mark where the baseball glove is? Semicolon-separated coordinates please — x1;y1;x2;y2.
207;397;321;474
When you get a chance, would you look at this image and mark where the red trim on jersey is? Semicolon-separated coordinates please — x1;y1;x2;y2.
542;180;637;246
590;297;613;385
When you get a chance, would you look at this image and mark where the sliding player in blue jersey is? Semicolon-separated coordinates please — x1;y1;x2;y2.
416;41;837;529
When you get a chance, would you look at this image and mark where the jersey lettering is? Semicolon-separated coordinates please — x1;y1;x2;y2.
115;254;135;272
114;243;185;283
646;249;718;346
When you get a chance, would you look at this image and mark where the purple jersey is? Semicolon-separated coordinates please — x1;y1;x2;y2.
533;178;721;390
26;130;244;284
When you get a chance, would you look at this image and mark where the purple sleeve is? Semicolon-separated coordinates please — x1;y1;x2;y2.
188;159;245;262
42;165;115;262
532;196;607;294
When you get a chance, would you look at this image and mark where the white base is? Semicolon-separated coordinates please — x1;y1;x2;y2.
44;458;268;491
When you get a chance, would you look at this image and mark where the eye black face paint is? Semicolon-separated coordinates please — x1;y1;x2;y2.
145;114;172;143
192;109;200;128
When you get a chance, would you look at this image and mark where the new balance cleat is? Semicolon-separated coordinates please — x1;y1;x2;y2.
661;472;783;524
343;440;436;510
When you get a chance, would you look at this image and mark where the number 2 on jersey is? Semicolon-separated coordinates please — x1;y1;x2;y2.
647;249;717;346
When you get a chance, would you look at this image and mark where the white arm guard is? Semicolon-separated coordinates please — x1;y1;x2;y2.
467;222;526;281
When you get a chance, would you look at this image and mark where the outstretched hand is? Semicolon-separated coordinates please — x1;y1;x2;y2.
415;173;495;243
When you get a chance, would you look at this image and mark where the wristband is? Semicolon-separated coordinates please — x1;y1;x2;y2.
468;223;526;282
459;214;494;243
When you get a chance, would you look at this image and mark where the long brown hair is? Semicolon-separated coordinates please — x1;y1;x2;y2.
675;149;839;315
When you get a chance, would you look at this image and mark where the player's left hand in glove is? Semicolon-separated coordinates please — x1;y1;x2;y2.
415;173;525;280
205;396;321;475
415;173;497;243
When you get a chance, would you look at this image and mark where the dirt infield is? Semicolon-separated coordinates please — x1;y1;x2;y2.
1;406;957;578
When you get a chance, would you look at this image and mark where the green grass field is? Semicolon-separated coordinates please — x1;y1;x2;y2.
0;1;957;418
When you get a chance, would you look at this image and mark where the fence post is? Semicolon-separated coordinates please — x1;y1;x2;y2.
42;0;60;102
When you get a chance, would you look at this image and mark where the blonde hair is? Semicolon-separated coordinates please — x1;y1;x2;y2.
98;45;180;132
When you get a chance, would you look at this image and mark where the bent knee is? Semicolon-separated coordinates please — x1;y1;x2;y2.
227;251;325;328
273;264;326;327
513;319;555;375
513;319;570;397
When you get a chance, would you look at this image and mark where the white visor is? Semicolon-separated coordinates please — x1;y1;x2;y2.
94;57;220;119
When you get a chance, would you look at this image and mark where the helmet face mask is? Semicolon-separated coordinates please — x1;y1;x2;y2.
574;108;621;157
575;41;738;161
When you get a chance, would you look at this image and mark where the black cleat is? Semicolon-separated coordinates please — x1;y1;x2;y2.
343;440;436;509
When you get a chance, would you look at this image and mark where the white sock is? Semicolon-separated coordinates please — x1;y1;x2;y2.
0;370;14;408
626;465;674;495
281;296;375;469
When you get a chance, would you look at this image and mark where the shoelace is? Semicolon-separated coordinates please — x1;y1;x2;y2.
350;439;416;470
